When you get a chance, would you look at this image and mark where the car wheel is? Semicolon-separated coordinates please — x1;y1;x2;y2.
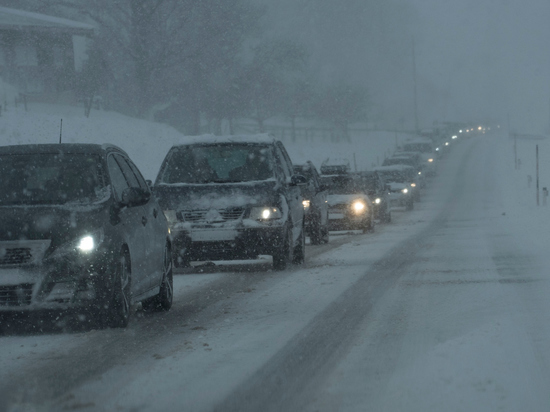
106;250;131;328
273;226;292;270
292;225;305;264
406;199;414;210
143;243;173;312
384;209;392;223
309;220;322;245
321;225;330;243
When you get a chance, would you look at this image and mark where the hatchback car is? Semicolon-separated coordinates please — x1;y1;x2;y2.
357;171;392;223
0;144;172;328
293;161;329;244
374;165;416;210
153;134;306;270
321;174;375;232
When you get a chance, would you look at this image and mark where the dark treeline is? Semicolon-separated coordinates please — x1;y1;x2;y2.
2;0;412;136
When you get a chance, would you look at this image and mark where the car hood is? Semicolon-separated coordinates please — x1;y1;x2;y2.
327;194;368;207
153;181;280;211
0;203;108;248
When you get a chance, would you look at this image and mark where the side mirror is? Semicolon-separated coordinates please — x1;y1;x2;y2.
120;187;150;207
146;179;153;188
290;174;307;186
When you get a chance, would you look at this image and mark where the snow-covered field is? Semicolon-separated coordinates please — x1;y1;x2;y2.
2;103;550;411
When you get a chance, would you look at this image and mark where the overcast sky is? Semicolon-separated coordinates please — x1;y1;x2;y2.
410;0;550;133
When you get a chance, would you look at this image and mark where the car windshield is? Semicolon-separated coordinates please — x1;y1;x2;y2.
377;170;411;183
158;144;273;184
403;143;433;153
322;175;362;195
0;153;107;206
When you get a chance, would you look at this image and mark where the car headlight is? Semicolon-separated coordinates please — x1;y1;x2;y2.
249;207;283;221
428;158;434;163
163;210;178;223
374;198;381;204
77;236;95;252
402;188;409;194
410;183;416;187
302;199;310;209
418;171;422;175
352;201;366;213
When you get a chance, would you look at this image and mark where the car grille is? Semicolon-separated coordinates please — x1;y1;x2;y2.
0;240;51;267
0;283;33;306
182;208;244;222
329;204;349;212
0;248;32;265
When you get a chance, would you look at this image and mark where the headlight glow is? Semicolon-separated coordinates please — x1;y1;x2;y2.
77;236;95;252
353;201;366;213
402;188;409;194
250;207;283;221
302;199;311;209
374;198;381;204
452;135;458;139
445;142;449;146
411;183;416;187
428;158;434;162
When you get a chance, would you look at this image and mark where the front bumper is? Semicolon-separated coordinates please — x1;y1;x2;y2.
327;207;368;230
0;253;113;313
171;224;287;261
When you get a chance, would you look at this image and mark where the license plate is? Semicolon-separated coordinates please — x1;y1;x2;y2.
329;213;345;220
191;229;237;242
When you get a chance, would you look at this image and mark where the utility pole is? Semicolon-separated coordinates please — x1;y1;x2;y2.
536;144;539;206
412;37;419;134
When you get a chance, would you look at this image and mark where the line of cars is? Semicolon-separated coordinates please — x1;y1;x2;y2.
0;131;455;329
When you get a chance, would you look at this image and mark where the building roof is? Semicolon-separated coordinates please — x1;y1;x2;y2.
0;6;95;34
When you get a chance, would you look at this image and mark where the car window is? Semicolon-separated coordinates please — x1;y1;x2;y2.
113;154;141;189
274;144;292;182
120;156;150;191
107;155;130;201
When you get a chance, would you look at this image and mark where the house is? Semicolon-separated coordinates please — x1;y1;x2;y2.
0;6;94;103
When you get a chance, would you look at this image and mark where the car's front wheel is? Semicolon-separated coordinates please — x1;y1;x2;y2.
106;250;131;328
143;243;173;312
273;226;292;270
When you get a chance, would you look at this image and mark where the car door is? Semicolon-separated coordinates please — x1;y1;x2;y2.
123;156;167;289
275;142;303;242
108;154;150;296
311;166;328;227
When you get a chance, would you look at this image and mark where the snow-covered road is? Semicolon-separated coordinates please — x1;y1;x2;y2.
3;133;550;412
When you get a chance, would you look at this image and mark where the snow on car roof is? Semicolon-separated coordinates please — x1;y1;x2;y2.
373;165;415;172
172;134;277;148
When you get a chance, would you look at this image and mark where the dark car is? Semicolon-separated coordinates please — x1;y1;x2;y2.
293;162;329;244
0;144;172;328
357;171;392;223
321;174;375;232
153;134;306;271
373;165;416;210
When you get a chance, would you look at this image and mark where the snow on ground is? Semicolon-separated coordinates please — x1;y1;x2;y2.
0;102;406;180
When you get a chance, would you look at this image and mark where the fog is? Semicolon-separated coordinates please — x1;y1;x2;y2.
263;0;550;133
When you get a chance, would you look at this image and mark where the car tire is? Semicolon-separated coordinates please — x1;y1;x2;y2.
273;226;292;270
309;219;322;245
106;250;131;328
292;225;305;264
384;209;392;223
143;243;173;312
406;199;414;210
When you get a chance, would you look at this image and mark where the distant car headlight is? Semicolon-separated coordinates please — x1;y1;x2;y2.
428;158;434;163
418;171;422;175
249;207;283;220
163;210;178;223
402;188;409;194
435;147;440;151
374;198;381;204
452;135;458;139
410;183;416;187
352;201;366;213
445;142;449;146
302;199;310;210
